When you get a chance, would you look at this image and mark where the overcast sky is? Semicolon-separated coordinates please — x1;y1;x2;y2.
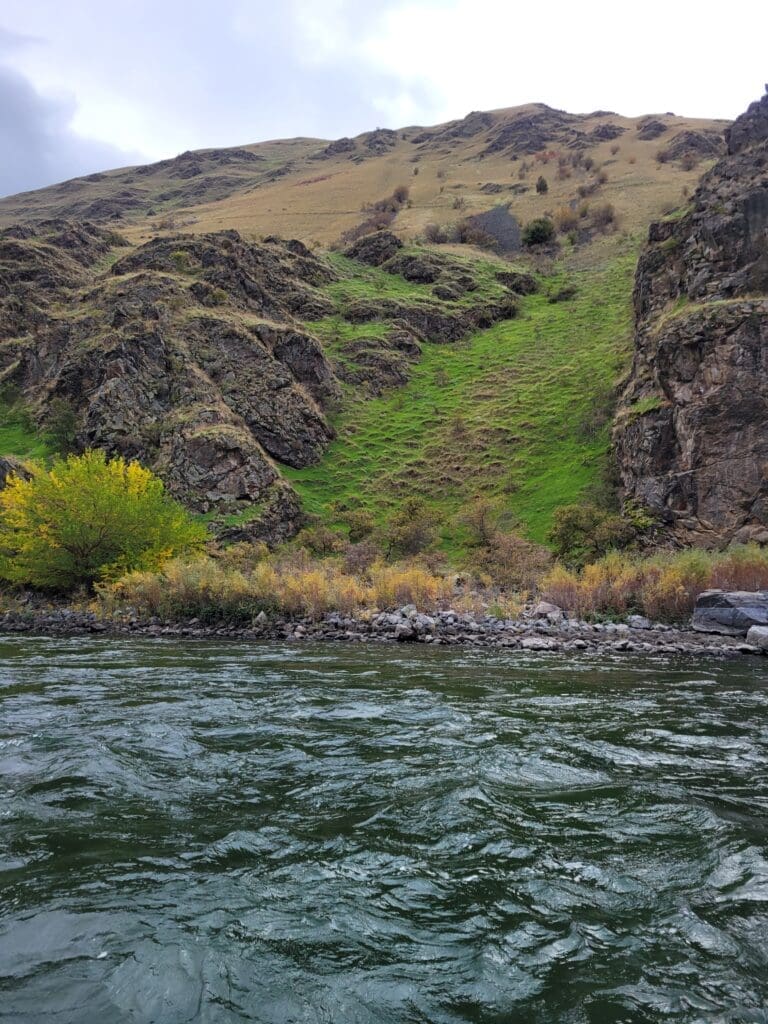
1;0;765;197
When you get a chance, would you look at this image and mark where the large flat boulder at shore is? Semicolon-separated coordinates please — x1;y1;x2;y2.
692;590;768;636
746;626;768;650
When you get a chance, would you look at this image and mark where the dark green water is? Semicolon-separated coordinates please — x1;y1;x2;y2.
1;637;767;1023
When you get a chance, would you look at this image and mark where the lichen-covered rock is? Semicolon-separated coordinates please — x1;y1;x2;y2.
344;294;517;343
614;89;768;545
335;328;422;394
590;123;625;141
663;129;725;162
156;424;278;510
112;230;336;317
184;317;334;466
0;223;340;543
495;270;538;295
344;231;403;266
481;106;579;156
383;252;443;283
636;118;668;141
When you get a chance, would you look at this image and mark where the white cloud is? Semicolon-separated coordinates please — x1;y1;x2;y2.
351;0;765;120
0;0;764;194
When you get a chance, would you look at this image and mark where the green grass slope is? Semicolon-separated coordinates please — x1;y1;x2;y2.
287;237;636;550
0;401;54;462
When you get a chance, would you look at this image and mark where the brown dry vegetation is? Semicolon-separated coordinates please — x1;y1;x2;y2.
0;104;725;253
142;112;719;247
98;542;768;625
541;546;768;622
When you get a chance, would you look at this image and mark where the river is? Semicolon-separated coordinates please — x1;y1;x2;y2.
1;636;767;1022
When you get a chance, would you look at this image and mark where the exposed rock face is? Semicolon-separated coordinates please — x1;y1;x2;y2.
590;123;625;141
383;252;443;283
495;270;539;295
480;106;579;156
333;328;422;395
312;137;357;160
411;110;496;146
344;231;403;266
0;145;288;227
0;456;32;488
344;294;518;343
614;90;768;545
0;222;342;543
663;129;725;162
636;118;668;141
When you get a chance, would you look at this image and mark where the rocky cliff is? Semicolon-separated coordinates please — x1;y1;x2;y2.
0;219;524;543
614;89;768;546
0;221;342;542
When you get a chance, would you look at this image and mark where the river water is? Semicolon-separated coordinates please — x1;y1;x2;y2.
1;636;767;1023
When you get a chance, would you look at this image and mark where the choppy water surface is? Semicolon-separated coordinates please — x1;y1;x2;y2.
1;638;767;1023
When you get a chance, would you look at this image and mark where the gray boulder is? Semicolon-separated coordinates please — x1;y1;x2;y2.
692;590;768;636
746;625;768;650
627;614;652;630
533;601;561;618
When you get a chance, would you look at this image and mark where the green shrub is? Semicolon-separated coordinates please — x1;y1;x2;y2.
548;502;635;566
522;218;556;246
342;507;376;543
0;450;205;590
535;175;548;194
382;498;437;557
295;525;344;556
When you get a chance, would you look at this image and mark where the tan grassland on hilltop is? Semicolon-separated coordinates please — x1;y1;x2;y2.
0;103;728;248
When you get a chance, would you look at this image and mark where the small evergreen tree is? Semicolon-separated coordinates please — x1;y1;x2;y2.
536;175;548;194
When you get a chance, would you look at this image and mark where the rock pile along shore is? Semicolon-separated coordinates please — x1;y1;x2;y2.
0;603;764;658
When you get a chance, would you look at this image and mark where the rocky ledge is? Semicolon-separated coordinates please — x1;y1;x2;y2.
0;604;763;658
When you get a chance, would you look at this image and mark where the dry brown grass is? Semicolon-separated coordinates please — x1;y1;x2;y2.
100;549;458;621
541;545;768;621
102;106;726;250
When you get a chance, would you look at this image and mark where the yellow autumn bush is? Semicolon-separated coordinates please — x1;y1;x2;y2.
0;450;205;590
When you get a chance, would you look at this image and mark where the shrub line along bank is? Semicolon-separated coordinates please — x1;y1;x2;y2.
0;601;763;658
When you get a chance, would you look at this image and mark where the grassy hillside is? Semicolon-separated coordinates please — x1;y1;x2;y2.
287;234;636;549
0;100;728;559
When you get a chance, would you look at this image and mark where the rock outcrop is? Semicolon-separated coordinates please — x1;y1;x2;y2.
0;456;31;488
343;293;518;343
0;222;341;543
344;231;403;266
614;89;768;546
692;590;768;635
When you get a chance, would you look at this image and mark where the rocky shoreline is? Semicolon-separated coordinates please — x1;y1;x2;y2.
1;603;766;658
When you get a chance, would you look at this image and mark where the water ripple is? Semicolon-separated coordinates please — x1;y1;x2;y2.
0;635;767;1022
